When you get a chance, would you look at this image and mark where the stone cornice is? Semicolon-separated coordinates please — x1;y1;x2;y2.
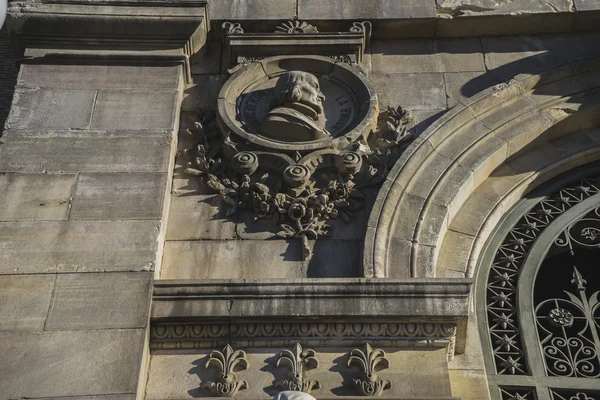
151;278;472;355
6;0;209;80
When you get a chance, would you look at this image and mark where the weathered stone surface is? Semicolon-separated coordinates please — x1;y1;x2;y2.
160;240;303;279
444;72;500;107
0;130;173;173
166;194;236;240
437;0;573;16
305;239;362;277
235;210;279;239
449;369;490;400
298;0;436;19
210;0;295;19
542;32;600;62
0;329;144;398
70;173;167;220
18;64;179;90
181;75;225;111
371;72;446;110
372;40;439;73
437;39;486;72
0;275;55;331
30;396;135;400
437;230;474;277
372;39;484;74
6;88;95;130
91;90;178;130
45;272;151;330
190;40;222;75
575;0;600;10
0;173;77;221
481;36;565;81
0;221;159;274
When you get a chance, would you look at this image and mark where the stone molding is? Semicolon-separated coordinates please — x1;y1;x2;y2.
364;56;600;279
151;321;458;361
221;21;371;69
6;0;209;82
151;279;471;356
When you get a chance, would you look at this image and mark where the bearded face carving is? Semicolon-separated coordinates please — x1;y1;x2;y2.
258;71;330;142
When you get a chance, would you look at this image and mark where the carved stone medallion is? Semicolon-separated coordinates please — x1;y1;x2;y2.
185;55;415;260
218;55;378;152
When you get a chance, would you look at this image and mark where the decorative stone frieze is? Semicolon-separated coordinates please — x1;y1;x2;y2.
151;321;458;361
347;343;391;396
274;343;320;394
202;344;250;397
182;56;414;259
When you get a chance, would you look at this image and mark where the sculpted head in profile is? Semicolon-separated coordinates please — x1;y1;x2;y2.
258;71;330;142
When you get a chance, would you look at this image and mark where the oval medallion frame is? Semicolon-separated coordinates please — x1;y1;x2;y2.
217;55;379;152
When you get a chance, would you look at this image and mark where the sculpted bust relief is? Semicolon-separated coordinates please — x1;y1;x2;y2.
258;71;330;142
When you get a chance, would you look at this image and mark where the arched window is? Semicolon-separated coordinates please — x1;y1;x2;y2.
477;164;600;400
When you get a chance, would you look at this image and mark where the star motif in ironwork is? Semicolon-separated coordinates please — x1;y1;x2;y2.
492;313;514;329
499;356;521;374
495;334;517;351
491;291;511;308
493;272;513;287
509;394;527;400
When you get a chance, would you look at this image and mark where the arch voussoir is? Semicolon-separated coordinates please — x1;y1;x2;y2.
364;57;600;279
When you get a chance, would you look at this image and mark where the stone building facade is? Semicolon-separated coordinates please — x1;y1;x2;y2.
1;1;600;400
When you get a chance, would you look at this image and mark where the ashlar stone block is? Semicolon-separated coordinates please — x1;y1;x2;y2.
0;220;160;274
305;239;362;277
0;130;173;173
371;72;446;110
45;272;152;330
0;329;144;398
70;172;167;220
18;64;179;90
575;0;600;10
91;90;178;130
298;0;436;19
161;240;303;279
210;0;296;20
6;88;96;130
0;173;77;221
0;275;55;331
371;39;484;74
166;194;236;240
481;36;566;82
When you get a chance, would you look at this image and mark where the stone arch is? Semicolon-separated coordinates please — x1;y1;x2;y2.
363;57;600;279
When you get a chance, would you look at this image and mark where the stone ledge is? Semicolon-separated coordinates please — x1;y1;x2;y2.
152;279;471;354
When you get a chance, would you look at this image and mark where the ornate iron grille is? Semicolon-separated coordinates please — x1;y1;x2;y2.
550;389;600;400
486;176;600;375
500;387;537;400
534;207;600;378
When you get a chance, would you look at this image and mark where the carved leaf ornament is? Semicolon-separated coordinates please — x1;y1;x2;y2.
183;106;414;260
202;344;249;397
275;343;320;394
347;343;391;396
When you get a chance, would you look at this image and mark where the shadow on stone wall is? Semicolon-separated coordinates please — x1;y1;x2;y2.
0;27;18;133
